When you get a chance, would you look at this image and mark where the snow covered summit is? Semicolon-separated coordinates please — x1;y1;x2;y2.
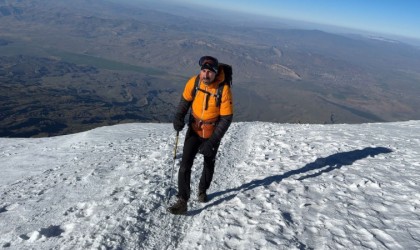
1;121;419;249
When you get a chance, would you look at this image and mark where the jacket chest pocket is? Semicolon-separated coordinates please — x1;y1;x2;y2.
199;90;218;110
206;94;217;108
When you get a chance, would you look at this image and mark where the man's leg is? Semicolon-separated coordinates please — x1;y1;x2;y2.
198;156;215;192
198;142;220;196
177;129;201;201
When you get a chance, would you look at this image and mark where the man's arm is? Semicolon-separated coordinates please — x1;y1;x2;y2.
209;114;233;145
173;96;191;131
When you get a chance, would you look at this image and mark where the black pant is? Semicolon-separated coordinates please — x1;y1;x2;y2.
177;128;219;201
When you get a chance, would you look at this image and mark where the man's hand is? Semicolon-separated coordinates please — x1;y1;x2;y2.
173;117;185;132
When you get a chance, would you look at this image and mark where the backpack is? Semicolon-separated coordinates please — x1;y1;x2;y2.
191;63;232;110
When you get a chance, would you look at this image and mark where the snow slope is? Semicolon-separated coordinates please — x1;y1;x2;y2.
0;121;419;249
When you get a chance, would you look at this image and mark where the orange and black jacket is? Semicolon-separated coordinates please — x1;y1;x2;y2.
174;66;233;143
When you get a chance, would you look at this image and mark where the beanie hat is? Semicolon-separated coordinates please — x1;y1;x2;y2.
199;56;219;74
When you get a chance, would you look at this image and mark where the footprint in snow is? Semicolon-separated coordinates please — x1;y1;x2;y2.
64;202;96;219
19;225;65;242
0;205;8;213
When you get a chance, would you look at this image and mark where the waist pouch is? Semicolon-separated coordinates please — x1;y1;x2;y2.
191;114;219;139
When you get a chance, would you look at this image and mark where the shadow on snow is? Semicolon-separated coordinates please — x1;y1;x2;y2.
188;146;393;216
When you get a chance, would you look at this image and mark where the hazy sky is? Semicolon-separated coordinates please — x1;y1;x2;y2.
169;0;420;39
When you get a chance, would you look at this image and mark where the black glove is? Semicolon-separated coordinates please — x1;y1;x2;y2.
199;141;216;157
173;116;185;132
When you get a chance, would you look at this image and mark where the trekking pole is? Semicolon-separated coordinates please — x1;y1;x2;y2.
166;131;179;205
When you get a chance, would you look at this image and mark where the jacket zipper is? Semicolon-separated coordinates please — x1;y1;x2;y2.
200;84;207;138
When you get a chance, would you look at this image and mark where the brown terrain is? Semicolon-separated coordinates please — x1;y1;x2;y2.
1;0;420;137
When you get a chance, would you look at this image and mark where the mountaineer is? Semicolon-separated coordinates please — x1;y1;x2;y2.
168;55;233;215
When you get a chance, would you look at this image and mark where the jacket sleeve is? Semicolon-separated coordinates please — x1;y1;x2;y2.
219;84;233;116
173;96;191;122
209;114;233;145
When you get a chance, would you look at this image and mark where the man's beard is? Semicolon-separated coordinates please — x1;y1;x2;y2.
202;78;211;84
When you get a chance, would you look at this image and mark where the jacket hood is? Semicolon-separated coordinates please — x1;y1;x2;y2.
209;66;225;87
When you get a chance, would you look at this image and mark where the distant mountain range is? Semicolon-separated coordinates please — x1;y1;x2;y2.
1;0;420;137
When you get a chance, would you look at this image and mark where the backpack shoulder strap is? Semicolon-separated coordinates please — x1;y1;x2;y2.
216;82;225;107
191;74;200;99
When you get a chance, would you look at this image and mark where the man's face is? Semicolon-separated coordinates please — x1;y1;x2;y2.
200;69;216;85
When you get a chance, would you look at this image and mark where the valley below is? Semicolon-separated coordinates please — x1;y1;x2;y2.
1;0;420;137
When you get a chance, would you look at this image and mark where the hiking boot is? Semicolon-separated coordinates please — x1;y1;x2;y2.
197;191;208;203
167;198;187;215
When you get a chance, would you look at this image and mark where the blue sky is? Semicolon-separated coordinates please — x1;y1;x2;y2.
171;0;420;39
